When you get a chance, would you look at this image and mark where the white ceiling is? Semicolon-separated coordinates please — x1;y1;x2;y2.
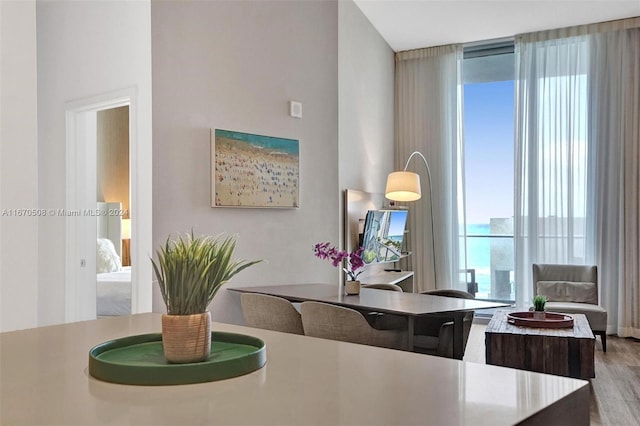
353;0;640;52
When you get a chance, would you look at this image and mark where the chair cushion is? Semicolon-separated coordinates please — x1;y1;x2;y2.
545;301;607;331
537;281;598;304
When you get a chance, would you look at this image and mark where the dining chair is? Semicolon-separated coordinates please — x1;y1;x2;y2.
300;301;406;350
361;283;403;291
241;293;304;335
361;283;406;330
413;289;475;358
532;263;607;351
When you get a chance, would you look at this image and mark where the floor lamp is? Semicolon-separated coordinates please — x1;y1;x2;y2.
385;151;437;288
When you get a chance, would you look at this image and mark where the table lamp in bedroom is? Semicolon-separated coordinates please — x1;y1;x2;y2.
121;218;131;267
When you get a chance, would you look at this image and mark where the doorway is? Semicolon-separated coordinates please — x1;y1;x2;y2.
65;88;152;323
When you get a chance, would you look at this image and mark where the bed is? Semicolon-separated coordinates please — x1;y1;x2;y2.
97;267;132;316
96;202;132;316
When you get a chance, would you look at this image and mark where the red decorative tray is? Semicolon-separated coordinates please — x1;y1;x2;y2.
506;311;574;328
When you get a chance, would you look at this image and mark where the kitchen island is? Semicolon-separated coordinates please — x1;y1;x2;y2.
0;313;589;425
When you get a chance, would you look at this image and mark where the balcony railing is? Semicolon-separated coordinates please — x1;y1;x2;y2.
464;232;589;304
465;233;515;303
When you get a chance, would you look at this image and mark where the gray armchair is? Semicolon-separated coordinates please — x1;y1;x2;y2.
241;293;304;335
413;289;475;358
300;301;407;350
532;264;607;351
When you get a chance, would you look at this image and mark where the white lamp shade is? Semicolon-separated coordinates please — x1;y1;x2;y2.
121;219;131;240
385;171;422;202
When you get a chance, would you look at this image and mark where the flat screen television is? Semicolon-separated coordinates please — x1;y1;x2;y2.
360;209;409;264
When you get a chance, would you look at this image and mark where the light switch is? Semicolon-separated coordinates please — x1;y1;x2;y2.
290;101;302;118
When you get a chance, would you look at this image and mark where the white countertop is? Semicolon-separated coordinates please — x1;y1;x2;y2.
0;313;589;425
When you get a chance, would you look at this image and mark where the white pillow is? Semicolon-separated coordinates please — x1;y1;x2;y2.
97;238;122;273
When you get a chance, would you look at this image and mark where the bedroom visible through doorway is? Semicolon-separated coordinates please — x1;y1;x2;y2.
96;106;133;318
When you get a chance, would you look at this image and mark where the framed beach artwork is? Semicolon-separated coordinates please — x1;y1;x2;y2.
211;129;299;208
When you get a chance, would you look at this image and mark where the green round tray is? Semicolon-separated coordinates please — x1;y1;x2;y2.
89;331;266;386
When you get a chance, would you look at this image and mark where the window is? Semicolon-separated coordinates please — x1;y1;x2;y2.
463;42;515;302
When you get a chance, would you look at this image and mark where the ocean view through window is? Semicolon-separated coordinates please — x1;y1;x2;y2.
463;48;515;302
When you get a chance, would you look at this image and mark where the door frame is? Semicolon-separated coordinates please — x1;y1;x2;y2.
65;87;152;322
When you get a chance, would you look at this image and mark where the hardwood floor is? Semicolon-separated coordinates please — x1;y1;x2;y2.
464;323;640;426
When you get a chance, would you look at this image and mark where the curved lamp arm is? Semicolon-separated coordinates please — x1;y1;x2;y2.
403;151;433;188
385;151;437;288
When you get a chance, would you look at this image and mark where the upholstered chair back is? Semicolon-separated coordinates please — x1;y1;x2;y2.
424;289;475;299
241;293;304;335
300;301;406;350
362;283;403;291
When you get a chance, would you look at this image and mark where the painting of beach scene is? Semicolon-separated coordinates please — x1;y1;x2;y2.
212;129;299;208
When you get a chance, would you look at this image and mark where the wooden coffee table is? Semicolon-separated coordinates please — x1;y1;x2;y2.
485;309;595;379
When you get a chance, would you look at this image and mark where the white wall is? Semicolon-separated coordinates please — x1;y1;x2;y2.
151;0;340;324
36;0;152;327
0;0;39;332
338;0;395;270
0;0;394;331
339;1;395;195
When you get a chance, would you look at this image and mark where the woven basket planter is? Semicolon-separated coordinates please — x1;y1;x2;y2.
161;311;211;363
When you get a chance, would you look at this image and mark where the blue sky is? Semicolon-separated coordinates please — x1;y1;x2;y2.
463;80;514;225
387;210;408;237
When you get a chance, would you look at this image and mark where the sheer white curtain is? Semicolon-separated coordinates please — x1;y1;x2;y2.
395;46;466;292
588;25;640;338
514;33;590;307
515;18;640;337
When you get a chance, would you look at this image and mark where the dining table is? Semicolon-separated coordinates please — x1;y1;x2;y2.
230;283;510;359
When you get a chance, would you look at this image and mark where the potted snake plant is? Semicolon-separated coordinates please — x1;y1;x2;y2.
151;232;261;363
